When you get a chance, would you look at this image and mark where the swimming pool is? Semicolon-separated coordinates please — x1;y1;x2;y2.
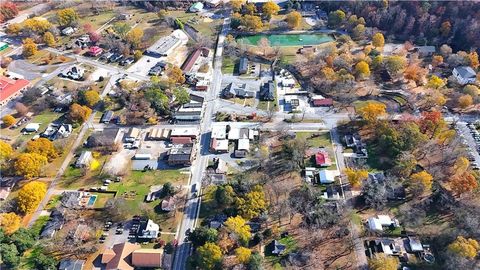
236;33;334;47
87;195;97;206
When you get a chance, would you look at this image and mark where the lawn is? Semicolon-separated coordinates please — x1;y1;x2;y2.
168;10;221;38
30;215;50;236
93;192;115;208
222;56;237;74
198;186;219;224
297;132;337;170
77;11;117;31
58;153;110;189
264;235;298;265
45;194;62;210
232;97;255;107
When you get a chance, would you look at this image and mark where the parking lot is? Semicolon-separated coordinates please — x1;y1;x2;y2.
457;122;480;169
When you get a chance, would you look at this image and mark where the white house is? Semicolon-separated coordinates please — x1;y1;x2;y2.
367;215;399;232
318;170;339;184
75;151;93;168
24;123;40;132
453;66;477;85
61;27;76;36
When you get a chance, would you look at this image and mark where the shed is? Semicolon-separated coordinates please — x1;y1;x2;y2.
318;170;338;184
24;123;40;132
239;57;248;75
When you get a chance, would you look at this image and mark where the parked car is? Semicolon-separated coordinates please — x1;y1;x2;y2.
120;57;134;66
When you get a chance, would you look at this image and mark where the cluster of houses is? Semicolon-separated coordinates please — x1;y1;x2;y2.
209;124;259;158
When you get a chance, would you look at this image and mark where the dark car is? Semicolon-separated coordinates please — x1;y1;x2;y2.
120;57;134;66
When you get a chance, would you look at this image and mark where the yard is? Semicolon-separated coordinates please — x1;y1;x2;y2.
168;10;221;38
198;186;219;225
222;56;237;74
296;132;337;170
231;97;255;107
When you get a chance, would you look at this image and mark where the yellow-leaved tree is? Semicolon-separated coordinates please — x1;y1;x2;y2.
235;247;252;264
345;168;368;188
196;242;223;269
285;11;302;29
224;216;252;246
14;153;48;179
357;102;386;123
372;32;385;48
235;185;267;220
2;114;16;127
0;212;22;235
17;181;47;213
0;140;13;161
26;138;58;161
355;61;370;79
369;254;399;270
448;236;480;259
262;1;280;18
409;171;433;195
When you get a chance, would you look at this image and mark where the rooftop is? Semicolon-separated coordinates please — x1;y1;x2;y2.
0;76;30;103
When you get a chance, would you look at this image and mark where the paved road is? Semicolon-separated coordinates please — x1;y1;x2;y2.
172;15;231;270
456;122;480;166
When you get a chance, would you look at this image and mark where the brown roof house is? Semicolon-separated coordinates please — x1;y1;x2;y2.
102;242;163;270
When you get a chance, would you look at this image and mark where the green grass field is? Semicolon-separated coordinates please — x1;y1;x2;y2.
222;56;237;74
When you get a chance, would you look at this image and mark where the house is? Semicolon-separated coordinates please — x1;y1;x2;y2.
161;196;177;211
189;2;204;12
318;169;339;184
260;81;275;101
170;127;199;139
0;178;16;201
75;151;93;168
406;236;424;253
210;138;229;153
102;242;141;270
304;167;316;183
125;127;140;142
61;27;76;36
223;82;255;99
195;80;209;91
298;46;317;54
147;128;170;140
228;127;250;140
0;76;30;106
100;110;114;123
171;136;193;144
239;57;248;75
24;123;40;132
88;46;103;57
136;218;160;240
132;249;163;268
237;139;250;152
118;13;133;20
168;144;194;165
40;210;65;238
271;240;286;255
367;215;399;232
41;123;72;140
322;185;342;200
61;191;83;209
311;96;333;107
284;95;300;110
60;66;84;80
413;46;436;57
86;128;120;148
453;66;477;85
211;125;227;139
58;259;85;270
315;151;331;167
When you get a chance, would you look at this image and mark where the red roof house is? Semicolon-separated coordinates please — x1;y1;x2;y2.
89;46;103;57
312;98;333;107
0;76;30;106
171;136;193;144
315;151;331;167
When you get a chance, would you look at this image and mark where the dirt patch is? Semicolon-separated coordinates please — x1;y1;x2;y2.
104;149;134;176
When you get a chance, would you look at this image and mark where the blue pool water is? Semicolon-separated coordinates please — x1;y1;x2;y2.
87;195;97;206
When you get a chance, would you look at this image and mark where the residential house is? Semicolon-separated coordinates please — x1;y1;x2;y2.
260;81;275;101
74;35;90;48
413;46;435;57
207;158;228;174
322;185;342;200
168;144;194;165
211;125;227;140
208;174;227;185
195;80;209;91
318;169;339;184
223;82;255;99
132;249;163;268
298;46;317;55
0;178;16;201
367;215;400;232
453;66;477;85
284;95;300;110
61;191;83;209
86;128;120;149
75;151;93;168
88;46;103;57
125;127;141;142
40;210;65;238
24;123;40;132
60;66;84;80
210;138;229;153
315;151;331;167
189;2;204;12
344;134;368;158
271;240;286;255
0;75;30;106
136;218;160;241
161;196;177;212
41;123;72;140
170;127;199;139
304;167;316;184
61;27;76;36
100;110;114;123
58;259;85;270
118;13;133;20
239;57;248;75
237;138;250;152
227;127;250;140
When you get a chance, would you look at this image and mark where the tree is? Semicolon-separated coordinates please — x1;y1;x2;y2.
32;253;57;270
357;102;386;123
10;228;35;253
372;32;385;48
0;2;19;21
43;32;56;47
468;52;479;69
235;247;252;264
157;10;168;21
173;88;190;105
189;227;218;247
224;216;252;246
458;95;473;109
0;243;19;269
262;1;280;19
450;172;478;195
385;55;407;74
235;185;267;220
432;55;444;67
134;50;143;61
248;252;263;270
161;182;175;197
0;213;21;235
345;168;368;188
23;17;51;34
0;140;13;161
14;102;28;116
88;31;101;43
464;85;479;97
448;236;480;259
369;254;399;270
113;22;131;39
14;153;47;179
22;38;37;57
126;28;144;48
17;181;47;213
215;185;235;205
328;10;345;28
285;11;302;29
426;75;445;89
26;138;58;161
440;21;452;37
69;103;92;124
6;23;22;35
241;15;263;31
244;3;256;15
352;24;366;40
230;0;245;12
362;178;387;210
105;198;131;222
355;61;370;78
81;90;101;108
404;64;427;84
371;55;383;70
440;44;453;56
196;242;223;270
57;8;78;27
454;157;470;175
2;114;15;127
167;66;185;85
410;171;433;195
